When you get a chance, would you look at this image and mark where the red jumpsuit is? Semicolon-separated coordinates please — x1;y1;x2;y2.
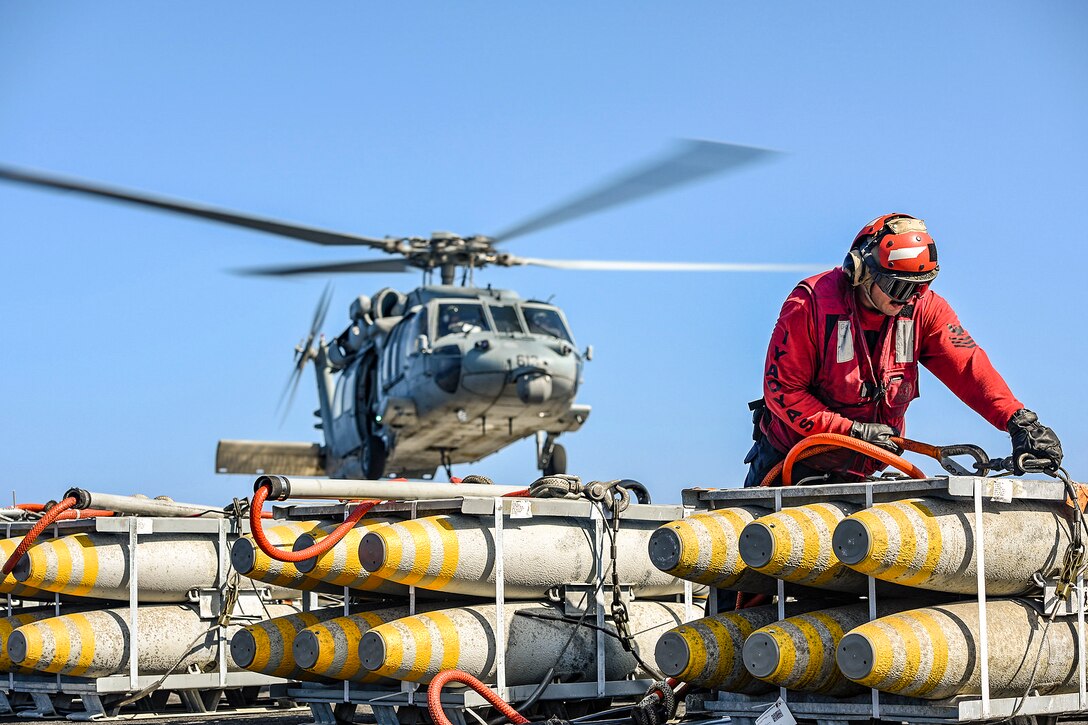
758;269;1022;478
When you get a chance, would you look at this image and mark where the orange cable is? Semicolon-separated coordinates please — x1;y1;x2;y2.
895;437;943;461
1;496;79;575
427;669;528;725
248;484;378;563
12;502;114;519
758;444;838;487
782;433;925;486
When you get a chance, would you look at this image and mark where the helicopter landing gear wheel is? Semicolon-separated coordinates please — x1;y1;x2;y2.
544;443;567;477
361;435;387;479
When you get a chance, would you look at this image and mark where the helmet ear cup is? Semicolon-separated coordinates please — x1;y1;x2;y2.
843;249;868;286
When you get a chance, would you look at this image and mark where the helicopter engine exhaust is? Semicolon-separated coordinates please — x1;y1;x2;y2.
515;371;552;404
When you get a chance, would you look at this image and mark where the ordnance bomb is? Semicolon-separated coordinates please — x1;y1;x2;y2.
655;602;821;693
12;532;225;602
293;518;409;596
9;602;297;677
649;507;782;593
0;607;67;673
292;605;436;683
837;599;1080;699
738;501;873;592
742;599;924;696
231;606;347;682
833;497;1073;594
358;514;684;598
361;601;687;685
231;520;344;594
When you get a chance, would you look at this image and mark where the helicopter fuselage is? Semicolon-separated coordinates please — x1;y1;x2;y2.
316;285;590;478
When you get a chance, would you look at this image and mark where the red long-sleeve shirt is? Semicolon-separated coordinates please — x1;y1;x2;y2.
762;270;1022;470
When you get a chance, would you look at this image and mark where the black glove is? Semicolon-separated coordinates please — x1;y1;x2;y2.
849;421;901;452
1007;408;1063;474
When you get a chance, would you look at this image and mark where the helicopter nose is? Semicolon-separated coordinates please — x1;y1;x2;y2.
515;371;552;404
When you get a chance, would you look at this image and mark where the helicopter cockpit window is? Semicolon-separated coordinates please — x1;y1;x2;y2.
488;304;524;334
523;305;572;342
437;303;489;338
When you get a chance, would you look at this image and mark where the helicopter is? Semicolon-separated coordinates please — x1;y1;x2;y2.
0;141;814;480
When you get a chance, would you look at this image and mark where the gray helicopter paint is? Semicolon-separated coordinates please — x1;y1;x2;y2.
315;284;589;478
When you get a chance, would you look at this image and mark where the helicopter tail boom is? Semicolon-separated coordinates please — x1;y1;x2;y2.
215;439;325;477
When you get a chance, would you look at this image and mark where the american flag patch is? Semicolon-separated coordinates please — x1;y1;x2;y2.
946;323;976;349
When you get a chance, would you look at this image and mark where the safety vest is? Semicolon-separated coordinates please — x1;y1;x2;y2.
764;269;925;477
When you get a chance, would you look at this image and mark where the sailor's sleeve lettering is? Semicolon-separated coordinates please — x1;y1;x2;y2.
762;289;853;437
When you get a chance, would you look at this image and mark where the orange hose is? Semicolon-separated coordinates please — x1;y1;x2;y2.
896;437;943;461
52;509;115;520
427;669;528;725
2;496;79;575
782;433;925;486
248;484;378;563
12;502;114;519
758;444;839;487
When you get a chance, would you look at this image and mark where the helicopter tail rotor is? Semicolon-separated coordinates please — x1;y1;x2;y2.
278;283;334;424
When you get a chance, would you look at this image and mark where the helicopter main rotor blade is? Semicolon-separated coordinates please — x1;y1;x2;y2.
490;140;778;243
0;165;396;249
236;258;413;277
512;257;822;273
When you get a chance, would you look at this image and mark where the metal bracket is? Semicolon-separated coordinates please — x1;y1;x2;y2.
190;588;223;620
20;692;58;718
561;582;633;616
1039;576;1088;616
68;693;109;721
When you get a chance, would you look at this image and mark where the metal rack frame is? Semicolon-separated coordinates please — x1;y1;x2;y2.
275;496;694;724
0;516;298;720
687;475;1086;724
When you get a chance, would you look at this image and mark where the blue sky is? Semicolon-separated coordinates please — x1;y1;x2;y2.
1;3;1085;506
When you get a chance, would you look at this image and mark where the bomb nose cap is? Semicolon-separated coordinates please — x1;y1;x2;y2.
738;522;775;569
10;554;30;582
229;629;257;668
836;632;876;680
654;631;692;677
742;631;781;679
292;630;321;670
360;631;387;671
832;519;872;565
358;533;387;573
229;539;257;575
648;528;683;572
292;534;319;573
7;631;27;664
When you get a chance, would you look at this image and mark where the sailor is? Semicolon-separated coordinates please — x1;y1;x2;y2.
745;213;1062;486
439;305;483;336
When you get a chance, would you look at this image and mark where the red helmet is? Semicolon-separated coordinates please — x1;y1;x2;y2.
850;213;939;302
